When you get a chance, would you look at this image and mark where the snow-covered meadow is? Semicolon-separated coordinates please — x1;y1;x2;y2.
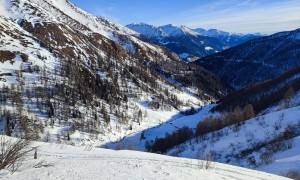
0;136;288;180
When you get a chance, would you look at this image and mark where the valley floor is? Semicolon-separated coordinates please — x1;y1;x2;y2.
0;137;287;180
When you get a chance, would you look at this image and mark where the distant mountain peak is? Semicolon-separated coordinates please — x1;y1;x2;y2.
127;23;262;60
126;23;167;38
159;24;200;37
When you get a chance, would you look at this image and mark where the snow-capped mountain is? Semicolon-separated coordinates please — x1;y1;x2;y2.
126;23;261;61
196;28;300;89
126;23;167;38
127;23;225;61
194;28;262;47
0;0;224;148
159;24;200;37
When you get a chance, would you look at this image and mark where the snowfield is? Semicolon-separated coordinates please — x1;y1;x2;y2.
0;136;287;180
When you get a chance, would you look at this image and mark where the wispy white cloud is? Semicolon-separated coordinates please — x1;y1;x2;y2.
150;0;300;34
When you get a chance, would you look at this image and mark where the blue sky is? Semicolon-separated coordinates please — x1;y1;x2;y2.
69;0;300;34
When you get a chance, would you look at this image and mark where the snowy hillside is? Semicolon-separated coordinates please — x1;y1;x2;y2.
103;105;217;151
0;136;287;180
0;0;225;150
166;105;300;177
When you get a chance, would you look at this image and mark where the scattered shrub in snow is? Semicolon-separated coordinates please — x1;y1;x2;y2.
259;150;275;165
0;136;35;173
198;151;214;170
283;169;300;180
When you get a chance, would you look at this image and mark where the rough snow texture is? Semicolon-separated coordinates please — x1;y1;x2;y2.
0;136;287;180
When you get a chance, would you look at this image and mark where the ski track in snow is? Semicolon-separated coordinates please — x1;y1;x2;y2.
0;137;288;180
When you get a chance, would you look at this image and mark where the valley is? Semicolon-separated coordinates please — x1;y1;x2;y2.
0;0;299;179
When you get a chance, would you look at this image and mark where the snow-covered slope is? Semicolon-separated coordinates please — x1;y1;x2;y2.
103;105;217;151
0;136;287;180
126;23;167;38
166;105;300;177
1;0;177;58
159;24;200;37
0;0;224;150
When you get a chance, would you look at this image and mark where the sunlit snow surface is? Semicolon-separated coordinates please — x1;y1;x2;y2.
0;136;287;180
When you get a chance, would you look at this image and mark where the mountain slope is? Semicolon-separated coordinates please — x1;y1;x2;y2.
214;66;300;113
0;136;288;180
0;0;224;146
195;28;300;89
166;105;300;177
194;28;262;48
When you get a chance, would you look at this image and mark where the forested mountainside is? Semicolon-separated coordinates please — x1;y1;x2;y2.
140;67;300;177
196;28;300;89
126;23;260;61
0;0;224;145
213;66;300;113
0;0;298;179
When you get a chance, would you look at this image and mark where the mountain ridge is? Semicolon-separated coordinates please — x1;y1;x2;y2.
126;23;261;61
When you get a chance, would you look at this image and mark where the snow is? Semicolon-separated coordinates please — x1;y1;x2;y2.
205;47;213;51
258;136;300;175
0;0;9;17
0;0;174;60
194;28;240;38
159;24;200;37
167;105;300;176
127;23;200;38
0;0;201;148
126;23;166;38
295;32;300;40
178;53;189;59
103;105;218;151
0;136;287;180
